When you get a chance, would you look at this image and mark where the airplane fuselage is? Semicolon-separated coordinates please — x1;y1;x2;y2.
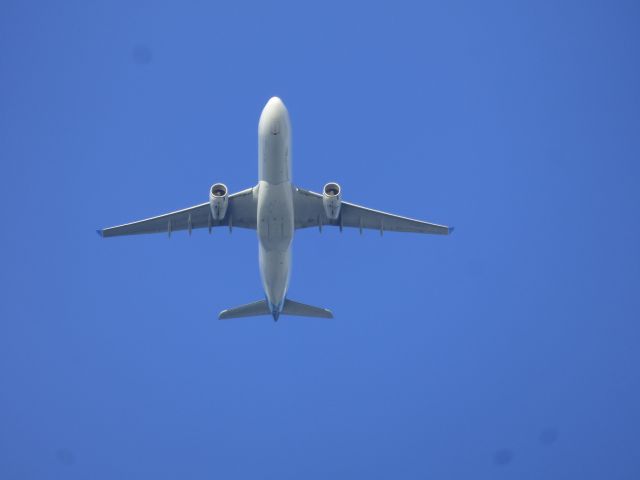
257;97;293;319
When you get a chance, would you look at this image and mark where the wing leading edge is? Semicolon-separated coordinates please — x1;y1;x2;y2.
98;187;257;238
293;187;453;235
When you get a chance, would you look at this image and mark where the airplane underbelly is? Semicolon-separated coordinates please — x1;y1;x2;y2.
257;181;294;306
257;181;294;251
259;246;291;306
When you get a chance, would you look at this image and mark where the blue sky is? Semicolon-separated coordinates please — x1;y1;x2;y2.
1;1;639;478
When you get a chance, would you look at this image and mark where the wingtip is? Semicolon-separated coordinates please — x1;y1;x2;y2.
96;229;103;238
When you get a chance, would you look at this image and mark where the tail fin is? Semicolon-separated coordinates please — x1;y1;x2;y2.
218;298;333;320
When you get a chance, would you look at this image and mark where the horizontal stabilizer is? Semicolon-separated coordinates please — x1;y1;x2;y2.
219;300;270;319
218;298;333;320
281;299;333;318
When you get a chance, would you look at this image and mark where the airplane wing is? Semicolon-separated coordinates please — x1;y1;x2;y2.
98;187;257;238
293;187;453;235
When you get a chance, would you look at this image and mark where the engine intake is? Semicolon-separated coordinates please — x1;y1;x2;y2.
209;183;228;220
322;182;342;220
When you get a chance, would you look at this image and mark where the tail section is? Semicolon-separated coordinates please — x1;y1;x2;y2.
218;298;333;320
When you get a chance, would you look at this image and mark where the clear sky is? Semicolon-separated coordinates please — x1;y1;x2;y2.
1;1;639;478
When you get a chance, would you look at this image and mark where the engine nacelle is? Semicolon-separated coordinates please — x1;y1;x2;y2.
209;183;229;220
322;182;342;220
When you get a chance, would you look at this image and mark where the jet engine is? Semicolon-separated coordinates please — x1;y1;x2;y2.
209;183;229;220
322;182;342;220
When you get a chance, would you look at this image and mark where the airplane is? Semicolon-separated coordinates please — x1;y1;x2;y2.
98;97;453;321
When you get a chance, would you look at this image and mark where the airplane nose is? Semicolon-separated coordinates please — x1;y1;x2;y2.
259;97;289;136
267;96;284;107
266;97;285;119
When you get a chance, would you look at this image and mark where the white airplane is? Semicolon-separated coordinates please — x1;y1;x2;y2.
98;97;453;321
